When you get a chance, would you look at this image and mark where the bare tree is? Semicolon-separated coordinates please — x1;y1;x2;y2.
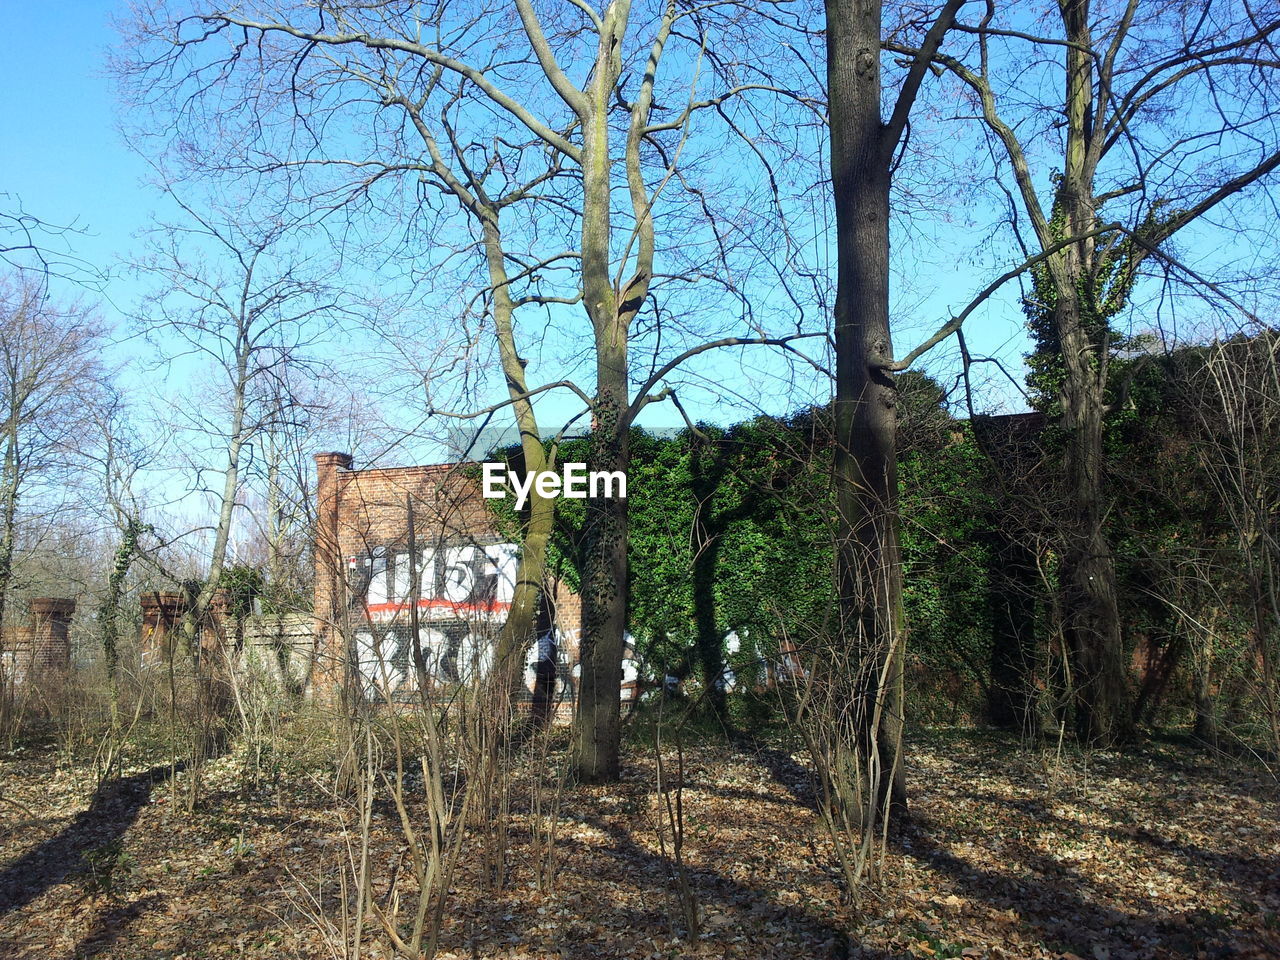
238;356;344;609
887;0;1280;743
1182;331;1280;754
0;194;99;287
120;0;823;781
128;192;352;677
822;0;963;831
0;276;111;732
0;277;111;630
81;392;170;688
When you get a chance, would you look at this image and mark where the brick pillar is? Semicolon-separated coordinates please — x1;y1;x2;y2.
29;598;75;673
314;452;353;698
140;592;186;667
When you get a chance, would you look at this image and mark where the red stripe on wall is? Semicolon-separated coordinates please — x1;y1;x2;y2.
365;598;512;617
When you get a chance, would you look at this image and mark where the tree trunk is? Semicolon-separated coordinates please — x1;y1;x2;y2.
479;212;556;715
574;367;629;782
493;487;555;690
0;421;19;638
177;354;248;761
827;0;907;823
1056;296;1130;745
529;588;559;728
1062;388;1129;746
265;423;284;595
1047;0;1132;747
571;18;632;782
1193;665;1218;745
691;445;726;720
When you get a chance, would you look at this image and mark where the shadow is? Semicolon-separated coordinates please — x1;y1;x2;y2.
903;812;1250;957
530;802;857;958
729;735;817;808
0;762;183;917
963;787;1280;902
68;893;165;959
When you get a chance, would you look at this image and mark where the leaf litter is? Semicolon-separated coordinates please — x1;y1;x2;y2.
0;728;1275;959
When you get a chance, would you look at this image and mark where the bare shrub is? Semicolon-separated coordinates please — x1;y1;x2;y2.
652;719;700;939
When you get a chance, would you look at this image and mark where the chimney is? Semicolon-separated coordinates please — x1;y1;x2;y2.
314;452;353;697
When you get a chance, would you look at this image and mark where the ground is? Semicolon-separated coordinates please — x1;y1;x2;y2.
0;723;1276;959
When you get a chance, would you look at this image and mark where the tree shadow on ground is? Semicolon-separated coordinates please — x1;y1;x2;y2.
525;803;862;958
963;787;1280;908
0;762;183;917
67;892;166;959
728;734;816;807
903;812;1258;958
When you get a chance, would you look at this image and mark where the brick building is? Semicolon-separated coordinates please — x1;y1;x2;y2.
313;452;584;703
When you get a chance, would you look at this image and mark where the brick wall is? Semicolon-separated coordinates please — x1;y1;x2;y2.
313;453;586;706
139;591;232;667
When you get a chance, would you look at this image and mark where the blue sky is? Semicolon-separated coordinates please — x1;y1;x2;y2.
9;1;1266;449
5;0;1116;525
1;0;1273;585
0;1;1038;437
2;2;160;300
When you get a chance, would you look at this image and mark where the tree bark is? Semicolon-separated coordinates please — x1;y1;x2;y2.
1059;375;1129;744
1051;0;1131;745
479;212;556;712
1192;656;1218;745
827;0;908;822
0;415;18;639
575;393;629;781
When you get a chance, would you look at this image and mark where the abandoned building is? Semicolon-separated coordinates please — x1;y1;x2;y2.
313;452;605;705
6;455;628;708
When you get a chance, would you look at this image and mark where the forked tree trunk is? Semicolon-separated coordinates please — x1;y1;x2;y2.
827;0;908;822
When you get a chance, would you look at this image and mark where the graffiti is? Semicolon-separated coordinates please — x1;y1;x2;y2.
355;621;584;702
349;539;518;698
354;620;496;697
349;540;519;620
